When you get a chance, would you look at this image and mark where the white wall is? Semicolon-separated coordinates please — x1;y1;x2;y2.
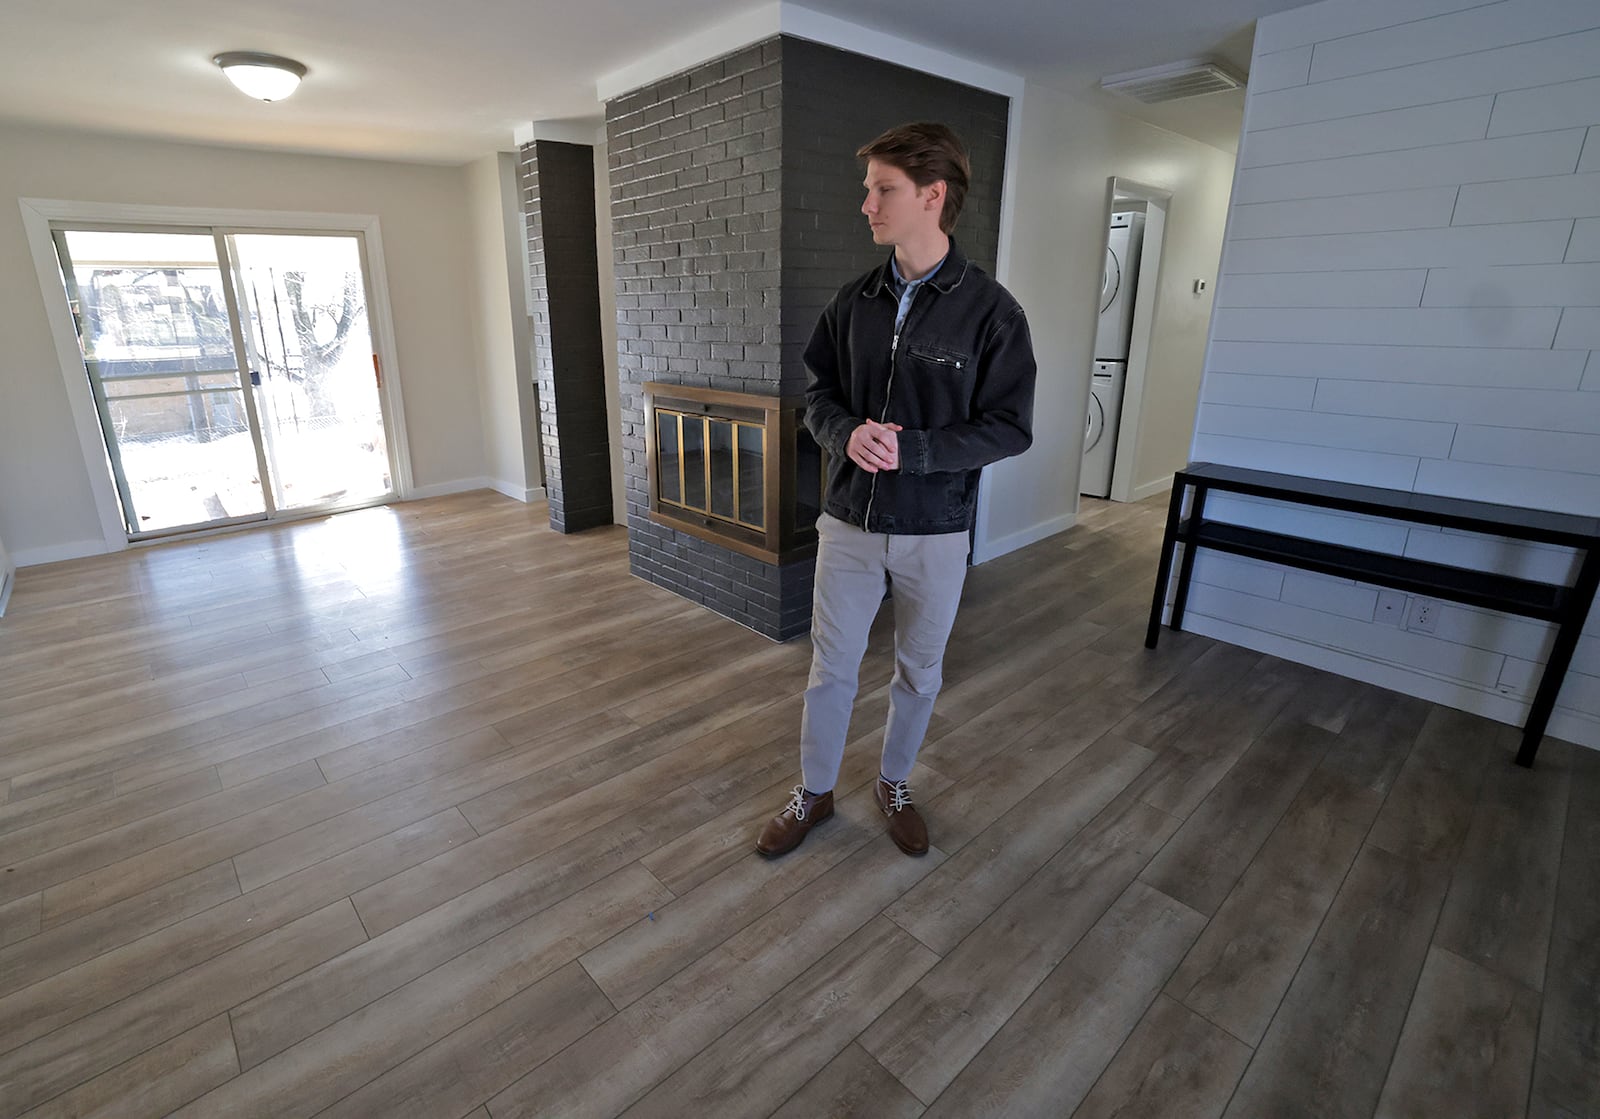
0;120;493;564
979;83;1236;558
1125;162;1237;495
464;151;542;502
1186;0;1600;748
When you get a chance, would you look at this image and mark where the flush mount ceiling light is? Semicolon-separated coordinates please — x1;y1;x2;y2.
1101;59;1245;104
213;51;307;102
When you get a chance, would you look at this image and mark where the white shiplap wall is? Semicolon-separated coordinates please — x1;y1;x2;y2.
1186;0;1600;748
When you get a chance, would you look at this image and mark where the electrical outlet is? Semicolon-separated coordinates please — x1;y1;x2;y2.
1376;591;1406;626
1406;597;1440;634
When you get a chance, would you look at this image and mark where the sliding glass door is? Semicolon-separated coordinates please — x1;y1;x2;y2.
229;233;390;512
52;226;393;539
54;229;268;535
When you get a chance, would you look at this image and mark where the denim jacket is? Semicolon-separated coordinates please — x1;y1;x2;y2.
804;239;1037;535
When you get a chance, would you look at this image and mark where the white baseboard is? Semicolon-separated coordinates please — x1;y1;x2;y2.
1549;707;1600;753
405;477;495;500
14;539;115;567
1131;474;1174;502
488;480;547;504
973;511;1077;565
1180;611;1600;751
406;479;550;504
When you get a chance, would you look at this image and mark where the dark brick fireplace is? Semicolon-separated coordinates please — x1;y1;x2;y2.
605;35;1009;639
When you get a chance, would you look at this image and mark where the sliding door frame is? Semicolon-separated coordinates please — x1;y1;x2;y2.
220;227;401;522
18;198;414;553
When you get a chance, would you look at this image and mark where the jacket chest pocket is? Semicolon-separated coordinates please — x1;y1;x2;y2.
905;343;969;372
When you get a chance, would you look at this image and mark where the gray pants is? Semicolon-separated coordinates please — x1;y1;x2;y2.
800;512;970;793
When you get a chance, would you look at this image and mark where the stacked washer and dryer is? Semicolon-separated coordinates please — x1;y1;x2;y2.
1080;210;1144;498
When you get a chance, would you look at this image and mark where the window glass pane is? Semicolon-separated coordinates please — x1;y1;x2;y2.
60;228;259;535
738;424;764;528
229;233;388;509
657;412;680;504
63;231;238;375
682;417;706;509
107;392;264;531
708;420;734;520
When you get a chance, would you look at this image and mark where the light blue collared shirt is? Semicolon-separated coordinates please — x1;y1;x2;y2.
889;253;947;334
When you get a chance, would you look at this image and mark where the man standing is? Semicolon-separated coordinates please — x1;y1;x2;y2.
757;122;1038;859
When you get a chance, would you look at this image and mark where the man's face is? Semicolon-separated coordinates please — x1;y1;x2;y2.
861;159;942;246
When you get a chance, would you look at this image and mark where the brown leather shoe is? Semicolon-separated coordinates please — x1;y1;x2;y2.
756;786;834;857
875;777;929;856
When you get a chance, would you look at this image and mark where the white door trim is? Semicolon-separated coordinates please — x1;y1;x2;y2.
1105;177;1172;505
17;198;414;554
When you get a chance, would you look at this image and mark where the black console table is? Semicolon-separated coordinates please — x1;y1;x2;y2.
1145;462;1600;767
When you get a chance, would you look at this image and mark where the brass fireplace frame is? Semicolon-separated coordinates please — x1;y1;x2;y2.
642;381;821;564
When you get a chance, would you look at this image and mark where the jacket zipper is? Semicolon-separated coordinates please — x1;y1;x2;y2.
865;328;898;529
915;350;964;370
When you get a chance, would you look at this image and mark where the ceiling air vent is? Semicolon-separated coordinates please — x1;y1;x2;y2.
1100;59;1246;104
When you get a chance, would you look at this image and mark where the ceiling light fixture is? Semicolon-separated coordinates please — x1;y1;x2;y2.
213;51;307;102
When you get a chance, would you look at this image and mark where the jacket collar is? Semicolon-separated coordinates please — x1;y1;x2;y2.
862;238;971;298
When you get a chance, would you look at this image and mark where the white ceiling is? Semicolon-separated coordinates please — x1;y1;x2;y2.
0;0;1318;165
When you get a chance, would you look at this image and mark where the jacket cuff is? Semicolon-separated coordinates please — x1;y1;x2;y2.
825;416;858;460
898;429;931;475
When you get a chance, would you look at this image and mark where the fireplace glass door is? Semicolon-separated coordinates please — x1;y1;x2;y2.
656;409;766;531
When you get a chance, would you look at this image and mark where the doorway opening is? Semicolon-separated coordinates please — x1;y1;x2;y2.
1081;177;1170;504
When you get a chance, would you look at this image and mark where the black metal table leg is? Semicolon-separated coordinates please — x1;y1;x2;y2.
1145;478;1188;649
1516;548;1600;767
1169;484;1209;634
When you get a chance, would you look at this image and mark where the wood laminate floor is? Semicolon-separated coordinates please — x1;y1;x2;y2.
0;492;1594;1118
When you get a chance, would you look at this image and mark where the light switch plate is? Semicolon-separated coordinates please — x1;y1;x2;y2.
1376;590;1406;625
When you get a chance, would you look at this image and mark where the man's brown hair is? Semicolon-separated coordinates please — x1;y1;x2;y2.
856;122;971;236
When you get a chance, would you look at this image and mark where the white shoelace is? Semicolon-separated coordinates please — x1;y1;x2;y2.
882;780;912;811
784;785;811;821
